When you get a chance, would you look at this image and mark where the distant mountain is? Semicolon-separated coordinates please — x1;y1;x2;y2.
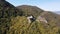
16;5;44;17
16;5;60;23
54;11;60;14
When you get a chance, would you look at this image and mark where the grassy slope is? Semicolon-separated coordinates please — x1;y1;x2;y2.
4;16;59;34
16;5;60;34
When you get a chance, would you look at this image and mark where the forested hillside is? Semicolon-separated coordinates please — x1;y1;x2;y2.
0;0;60;34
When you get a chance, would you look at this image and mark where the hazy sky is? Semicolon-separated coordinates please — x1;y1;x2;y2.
6;0;60;11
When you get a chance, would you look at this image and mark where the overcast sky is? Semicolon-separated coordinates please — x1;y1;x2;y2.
6;0;60;11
